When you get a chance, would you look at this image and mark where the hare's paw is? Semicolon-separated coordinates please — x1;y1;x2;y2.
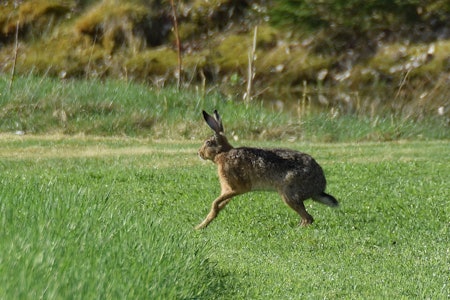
300;217;314;227
195;219;209;230
194;224;204;230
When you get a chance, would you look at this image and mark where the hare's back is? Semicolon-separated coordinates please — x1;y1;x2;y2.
226;147;326;183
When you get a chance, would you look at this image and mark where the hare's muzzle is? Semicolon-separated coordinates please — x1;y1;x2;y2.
197;149;205;160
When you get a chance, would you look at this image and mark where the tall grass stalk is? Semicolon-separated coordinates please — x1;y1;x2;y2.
244;26;258;104
170;0;182;90
8;20;19;93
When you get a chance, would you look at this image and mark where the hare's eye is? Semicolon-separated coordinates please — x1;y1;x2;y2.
206;139;217;146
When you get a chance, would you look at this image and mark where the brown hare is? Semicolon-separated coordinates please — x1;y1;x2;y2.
196;110;338;229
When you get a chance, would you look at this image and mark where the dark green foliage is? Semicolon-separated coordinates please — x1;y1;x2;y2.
270;0;449;32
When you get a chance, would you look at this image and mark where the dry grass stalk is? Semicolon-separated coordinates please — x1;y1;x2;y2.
170;0;182;90
8;20;19;93
244;26;258;103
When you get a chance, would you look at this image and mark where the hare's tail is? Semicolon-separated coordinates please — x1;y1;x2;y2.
312;192;339;207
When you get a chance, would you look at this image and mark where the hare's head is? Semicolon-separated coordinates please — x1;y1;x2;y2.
198;110;233;161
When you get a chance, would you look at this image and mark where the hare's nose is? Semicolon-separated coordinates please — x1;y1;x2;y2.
198;149;207;160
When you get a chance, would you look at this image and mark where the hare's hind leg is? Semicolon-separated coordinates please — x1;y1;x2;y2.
195;191;239;230
280;193;314;226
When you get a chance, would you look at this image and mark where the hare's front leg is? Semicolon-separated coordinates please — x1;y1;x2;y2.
195;191;238;230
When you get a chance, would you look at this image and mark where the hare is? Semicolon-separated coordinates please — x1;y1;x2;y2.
196;110;338;230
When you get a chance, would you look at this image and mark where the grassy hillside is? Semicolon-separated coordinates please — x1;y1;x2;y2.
0;0;449;117
1;75;448;141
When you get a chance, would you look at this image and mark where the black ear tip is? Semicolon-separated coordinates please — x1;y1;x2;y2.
213;110;220;120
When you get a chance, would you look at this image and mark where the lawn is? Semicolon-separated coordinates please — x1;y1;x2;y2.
0;134;448;299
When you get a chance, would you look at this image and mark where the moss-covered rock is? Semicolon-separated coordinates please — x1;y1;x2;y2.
0;0;74;42
125;48;178;80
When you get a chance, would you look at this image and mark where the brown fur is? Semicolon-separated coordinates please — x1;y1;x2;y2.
196;110;338;229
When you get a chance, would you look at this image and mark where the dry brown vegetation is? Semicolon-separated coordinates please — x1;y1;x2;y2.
0;0;449;117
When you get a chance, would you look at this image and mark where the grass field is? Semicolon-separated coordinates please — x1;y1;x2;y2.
0;134;448;299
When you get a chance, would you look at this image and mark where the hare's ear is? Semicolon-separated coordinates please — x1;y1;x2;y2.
213;110;224;133
203;110;222;134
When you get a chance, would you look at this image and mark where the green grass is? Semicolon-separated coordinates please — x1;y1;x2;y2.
1;75;448;142
0;135;448;298
0;138;222;299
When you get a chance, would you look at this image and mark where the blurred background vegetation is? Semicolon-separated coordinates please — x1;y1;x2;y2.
0;0;449;120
